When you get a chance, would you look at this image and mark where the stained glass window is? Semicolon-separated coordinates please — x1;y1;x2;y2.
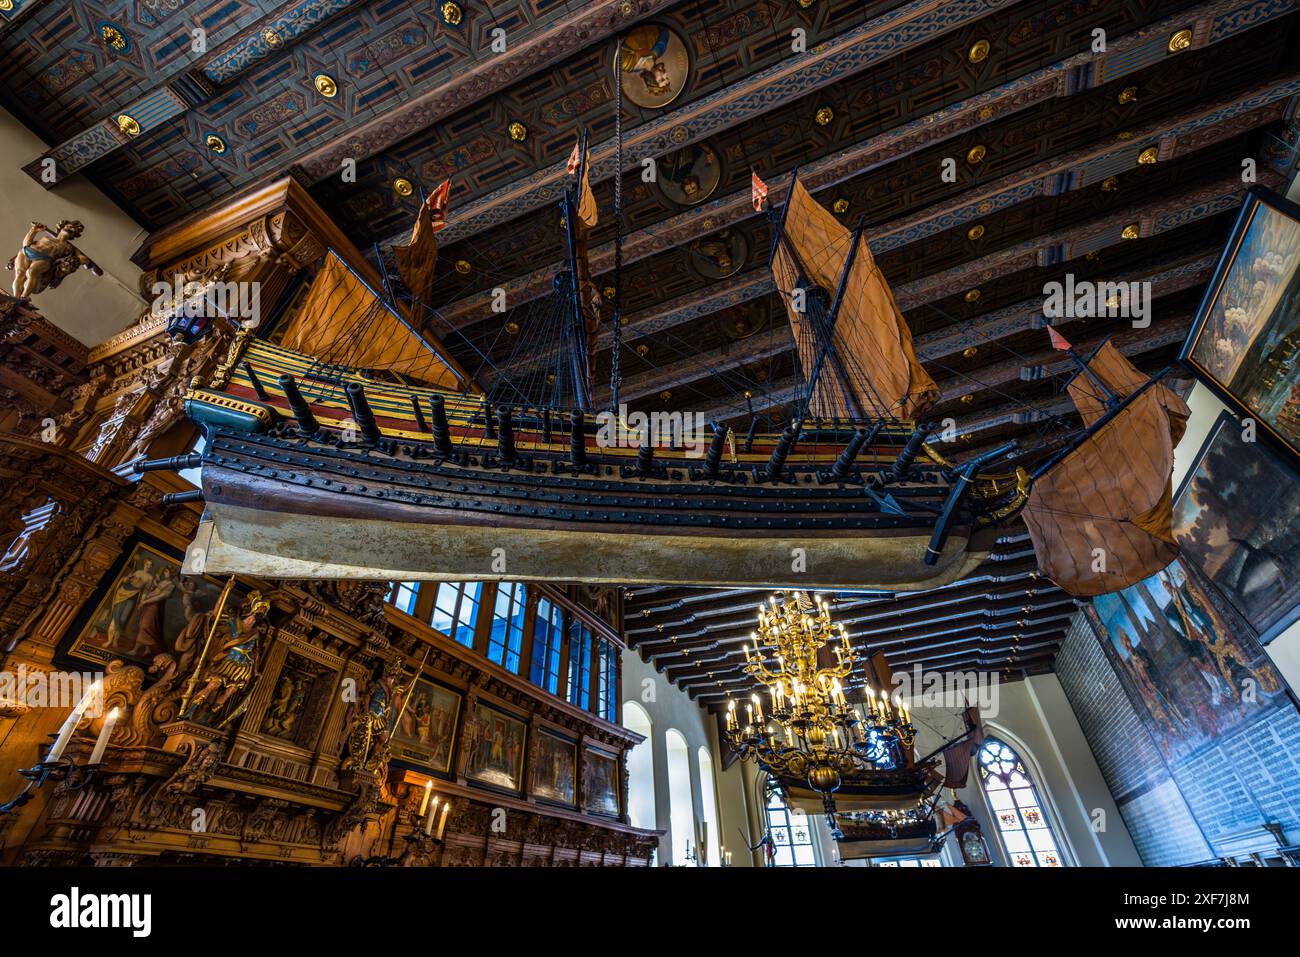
488;583;527;673
977;738;1064;868
430;582;482;648
530;597;564;694
764;779;815;867
386;581;419;615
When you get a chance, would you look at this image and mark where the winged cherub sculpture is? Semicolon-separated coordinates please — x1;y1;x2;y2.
7;220;104;299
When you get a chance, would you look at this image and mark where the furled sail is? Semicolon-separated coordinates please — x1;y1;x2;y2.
277;249;461;388
770;178;938;420
1021;340;1190;596
393;179;448;306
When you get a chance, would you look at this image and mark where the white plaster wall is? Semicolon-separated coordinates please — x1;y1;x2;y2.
621;648;755;866
1;106;147;346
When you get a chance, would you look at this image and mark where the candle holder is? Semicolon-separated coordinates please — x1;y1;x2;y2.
350;802;446;866
0;735;103;815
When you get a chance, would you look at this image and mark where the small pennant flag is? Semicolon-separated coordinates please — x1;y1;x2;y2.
751;170;769;212
1047;325;1072;351
575;138;598;230
566;137;582;175
426;178;451;232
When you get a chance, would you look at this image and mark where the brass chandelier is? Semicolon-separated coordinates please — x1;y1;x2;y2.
722;592;915;827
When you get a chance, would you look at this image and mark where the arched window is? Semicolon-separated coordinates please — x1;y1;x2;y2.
622;702;656;832
664;729;695;866
696;747;722;867
762;778;816;867
977;737;1064;868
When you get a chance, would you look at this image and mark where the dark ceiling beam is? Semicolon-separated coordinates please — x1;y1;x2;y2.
694;251;1213;426
650;596;1075;670
438;4;1293;331
645;599;1068;671
385;0;1050;252
295;0;681;183
628;564;1046;643
687;637;1066;705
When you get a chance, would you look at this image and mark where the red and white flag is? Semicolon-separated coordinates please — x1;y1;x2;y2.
425;178;451;232
751;170;769;212
566;137;582;175
1047;324;1072;351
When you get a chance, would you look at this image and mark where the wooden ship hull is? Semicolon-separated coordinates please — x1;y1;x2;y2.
176;338;1023;588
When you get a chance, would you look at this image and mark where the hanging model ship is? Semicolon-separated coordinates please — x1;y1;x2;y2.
144;123;1190;596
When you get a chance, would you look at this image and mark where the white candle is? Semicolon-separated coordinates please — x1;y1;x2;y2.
436;802;450;840
88;708;120;765
46;679;102;763
425;797;439;835
419;780;432;816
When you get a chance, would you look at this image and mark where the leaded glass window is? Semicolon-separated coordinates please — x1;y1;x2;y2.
488;583;527;673
530;597;564;694
977;738;1064;868
764;780;815;867
430;582;482;648
386;581;419;616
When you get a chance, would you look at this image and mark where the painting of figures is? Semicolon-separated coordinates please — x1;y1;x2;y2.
1085;559;1287;765
388;678;461;774
464;702;527;792
617;23;689;109
1183;188;1300;466
531;729;577;806
68;542;226;669
583;747;620;817
1173;411;1300;643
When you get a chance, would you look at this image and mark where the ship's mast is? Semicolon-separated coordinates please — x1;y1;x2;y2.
769;170;868;422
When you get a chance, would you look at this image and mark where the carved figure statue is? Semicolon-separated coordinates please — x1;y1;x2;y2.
182;591;271;726
341;657;410;775
7;221;103;299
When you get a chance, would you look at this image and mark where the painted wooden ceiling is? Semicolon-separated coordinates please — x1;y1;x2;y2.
3;0;1298;688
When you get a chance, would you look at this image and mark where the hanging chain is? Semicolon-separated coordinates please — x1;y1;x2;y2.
609;36;624;414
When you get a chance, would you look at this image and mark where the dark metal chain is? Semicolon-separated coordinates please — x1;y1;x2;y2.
609;35;624;413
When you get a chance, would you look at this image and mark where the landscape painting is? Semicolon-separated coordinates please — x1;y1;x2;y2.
1182;188;1300;466
1172;411;1300;643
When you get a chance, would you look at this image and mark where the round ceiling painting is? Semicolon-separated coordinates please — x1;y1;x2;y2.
658;142;721;206
617;24;690;109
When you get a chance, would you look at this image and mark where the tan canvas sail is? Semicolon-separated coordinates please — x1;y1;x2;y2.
1021;341;1189;596
278;250;461;388
771;178;938;420
393;180;448;306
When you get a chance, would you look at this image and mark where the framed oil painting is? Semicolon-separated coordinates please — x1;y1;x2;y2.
616;23;689;109
1172;410;1300;643
464;701;527;793
1181;187;1300;467
582;746;620;817
531;728;577;806
65;541;228;669
657;142;721;206
1084;558;1291;766
388;677;462;774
